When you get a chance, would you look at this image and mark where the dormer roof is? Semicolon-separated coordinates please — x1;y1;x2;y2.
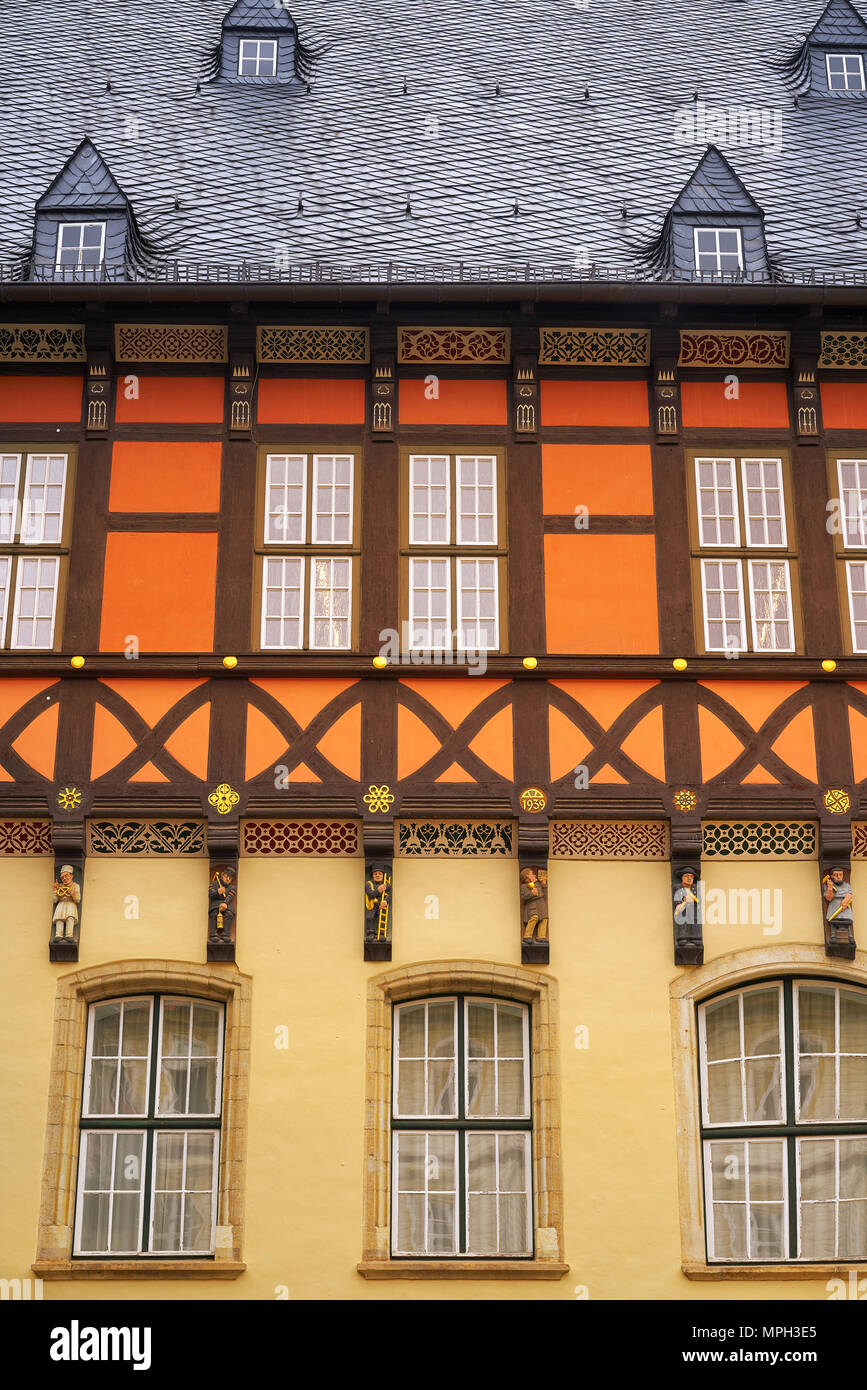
222;0;297;30
670;146;763;219
808;0;867;45
36;139;129;214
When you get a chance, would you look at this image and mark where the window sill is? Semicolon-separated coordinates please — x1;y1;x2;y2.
32;1260;246;1281
357;1260;569;1281
683;1261;864;1282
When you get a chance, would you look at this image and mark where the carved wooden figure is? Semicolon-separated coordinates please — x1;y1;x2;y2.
50;861;82;960
673;865;703;966
519;861;550;965
823;864;855;959
208;862;237;962
364;860;392;962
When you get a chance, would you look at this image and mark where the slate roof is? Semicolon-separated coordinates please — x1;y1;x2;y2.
809;0;867;43
670;148;763;217
223;0;297;28
36;140;129;213
1;0;866;278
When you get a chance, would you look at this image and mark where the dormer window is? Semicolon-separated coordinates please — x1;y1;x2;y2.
826;51;866;88
55;222;106;271
693;228;743;277
238;38;277;77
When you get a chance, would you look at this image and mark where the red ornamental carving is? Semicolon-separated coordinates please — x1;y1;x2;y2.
398;328;510;364
679;332;788;368
0;819;53;855
242;819;359;856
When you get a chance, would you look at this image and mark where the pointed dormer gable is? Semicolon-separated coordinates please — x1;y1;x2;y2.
794;0;867;95
217;0;301;83
32;139;132;280
652;147;770;280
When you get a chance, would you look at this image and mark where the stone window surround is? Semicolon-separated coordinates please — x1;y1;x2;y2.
357;959;568;1280
672;943;867;1281
32;958;251;1280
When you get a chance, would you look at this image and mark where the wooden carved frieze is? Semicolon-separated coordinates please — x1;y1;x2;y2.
0;323;85;362
87;820;206;855
549;819;668;859
397;327;510;365
538;327;650;367
397;820;514;856
678;330;790;369
819;332;867;370
0;819;53;854
702;821;817;859
256;325;369;364
114;324;228;363
242;819;360;855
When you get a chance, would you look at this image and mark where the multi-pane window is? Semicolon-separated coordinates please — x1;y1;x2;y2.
258;451;356;650
238;39;277;77
693;228;744;277
74;996;223;1257
826;53;866;91
391;997;532;1257
404;452;505;651
55;222;106;270
0;451;70;649
833;457;867;652
692;455;797;654
699;980;867;1263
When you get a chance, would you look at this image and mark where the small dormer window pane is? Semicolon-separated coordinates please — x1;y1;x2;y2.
238;39;277;77
55;222;106;268
826;53;866;91
694;227;743;277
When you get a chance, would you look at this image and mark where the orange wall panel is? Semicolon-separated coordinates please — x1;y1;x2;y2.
257;378;365;425
99;533;218;652
680;380;789;428
542;443;654;514
398;378;507;426
545;535;659;653
0;375;82;422
821;383;867;430
109;442;222;512
114;376;224;424
539;379;649;427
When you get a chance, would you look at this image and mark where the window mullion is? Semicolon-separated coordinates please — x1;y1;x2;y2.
457;996;467;1253
140;995;163;1253
783;981;799;1259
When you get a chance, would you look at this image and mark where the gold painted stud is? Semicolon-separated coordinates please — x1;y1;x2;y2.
522;656;538;670
672;658;688;671
222;655;238;669
70;655;85;669
372;655;388;669
821;659;837;673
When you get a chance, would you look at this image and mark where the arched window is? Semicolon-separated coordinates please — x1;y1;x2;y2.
698;979;867;1263
391;997;532;1258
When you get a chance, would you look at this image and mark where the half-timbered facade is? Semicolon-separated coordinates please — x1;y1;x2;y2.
2;0;867;1299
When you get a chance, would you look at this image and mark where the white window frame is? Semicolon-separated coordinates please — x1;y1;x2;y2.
260;555;304;651
845;559;867;653
837;458;867;549
462;998;531;1120
794;982;867;1125
826;52;866;91
238;37;278;77
311;453;354;546
455;454;498;547
693;226;744;277
698;983;786;1130
747;559;795;654
393;997;459;1121
0;453;21;544
147;1130;221;1256
700;557;748;655
82;996;154;1119
695;457;741;548
456;558;500;652
391;1130;459;1256
264;453;307;546
307;555;353;651
9;555;60;650
703;1136;790;1263
21;452;68;545
73;1128;148;1257
409;454;451;547
464;1130;533;1257
740;457;787;549
155;998;224;1119
55;221;106;270
408;556;452;651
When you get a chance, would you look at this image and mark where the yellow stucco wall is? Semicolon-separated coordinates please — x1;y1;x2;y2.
1;854;861;1301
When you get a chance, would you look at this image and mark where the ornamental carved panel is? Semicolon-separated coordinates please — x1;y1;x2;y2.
397;327;510;364
114;324;228;363
0;819;53;854
702;822;817;858
87;820;206;855
819;332;867;369
678;330;790;368
0;324;85;362
242;820;360;855
257;326;369;364
549;820;668;860
539;327;650;366
851;823;867;859
396;820;514;856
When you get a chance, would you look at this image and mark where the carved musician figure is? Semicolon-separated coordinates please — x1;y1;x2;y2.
52;864;81;942
208;865;237;940
520;866;548;942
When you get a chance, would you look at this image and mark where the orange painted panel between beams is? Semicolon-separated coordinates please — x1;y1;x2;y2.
468;705;513;779
680;381;789;429
245;705;289;781
99;533;218;652
163;702;211;779
114;376;224;424
257;378;365;425
542;444;654;515
848;705;867;782
398;678;510;731
539;380;649;427
398;379;508;426
619;705;665;780
548;705;593;781
550;679;659;732
398;705;444;779
821;383;867;430
699;706;745;781
98;678;207;729
316;703;361;779
698;680;807;732
12;703;58;778
0;376;82;422
0;677;59;730
545;536;659;654
771;707;817;783
91;704;138;779
109;442;222;512
250;678;359;730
